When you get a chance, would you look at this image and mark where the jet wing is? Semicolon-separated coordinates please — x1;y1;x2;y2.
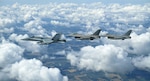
101;34;113;37
37;39;53;45
21;36;51;41
68;33;83;37
101;34;119;39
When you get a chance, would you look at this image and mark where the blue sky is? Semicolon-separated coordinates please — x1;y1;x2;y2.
0;0;149;6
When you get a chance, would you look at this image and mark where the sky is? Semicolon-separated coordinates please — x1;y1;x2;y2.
0;0;150;6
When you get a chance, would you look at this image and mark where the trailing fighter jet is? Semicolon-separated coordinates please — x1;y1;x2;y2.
68;29;101;40
21;33;66;45
103;30;132;40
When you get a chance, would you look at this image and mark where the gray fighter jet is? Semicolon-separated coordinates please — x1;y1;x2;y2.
104;30;132;40
21;33;66;45
68;29;101;40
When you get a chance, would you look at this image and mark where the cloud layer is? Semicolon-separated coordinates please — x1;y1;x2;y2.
0;41;68;81
0;2;150;79
0;41;24;68
10;59;68;81
67;45;134;73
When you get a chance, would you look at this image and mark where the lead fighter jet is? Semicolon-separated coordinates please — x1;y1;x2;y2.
103;30;132;40
68;29;101;40
21;33;66;45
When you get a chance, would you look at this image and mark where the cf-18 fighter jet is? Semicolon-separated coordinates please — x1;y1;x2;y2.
68;29;101;40
104;30;132;40
21;33;66;45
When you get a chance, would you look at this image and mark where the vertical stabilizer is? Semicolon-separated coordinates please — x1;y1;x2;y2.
93;29;101;35
52;33;61;41
124;30;132;36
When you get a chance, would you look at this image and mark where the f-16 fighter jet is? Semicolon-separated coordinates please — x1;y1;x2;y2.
104;30;132;40
21;33;66;45
68;29;101;40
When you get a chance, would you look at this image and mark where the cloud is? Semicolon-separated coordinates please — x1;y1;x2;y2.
1;3;149;34
0;40;68;81
0;41;24;68
9;59;68;81
67;44;134;73
132;54;150;72
129;32;150;55
0;27;14;33
50;20;70;27
0;18;16;27
23;19;48;35
56;50;66;55
0;41;24;80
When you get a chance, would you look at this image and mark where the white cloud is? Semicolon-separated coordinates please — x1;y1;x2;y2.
129;32;150;55
50;20;70;27
0;27;14;33
1;3;149;34
0;18;15;27
23;19;47;35
56;50;66;55
147;27;150;32
67;45;134;73
40;54;49;60
51;30;57;37
132;54;150;72
104;4;150;24
0;40;68;81
9;59;68;81
0;42;24;68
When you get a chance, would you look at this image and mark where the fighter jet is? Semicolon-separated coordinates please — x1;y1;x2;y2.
68;29;101;40
21;33;66;45
103;30;132;40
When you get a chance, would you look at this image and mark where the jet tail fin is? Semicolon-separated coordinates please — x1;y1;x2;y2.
124;30;132;36
93;29;101;35
52;33;61;41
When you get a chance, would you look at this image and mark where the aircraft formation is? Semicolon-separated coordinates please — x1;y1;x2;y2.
21;29;132;45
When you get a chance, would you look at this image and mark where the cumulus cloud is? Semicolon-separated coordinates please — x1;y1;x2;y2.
0;41;24;68
0;41;24;80
50;20;70;27
9;59;68;81
67;45;134;73
129;32;150;55
1;3;149;34
0;40;68;81
23;18;48;35
132;54;150;72
0;27;14;33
